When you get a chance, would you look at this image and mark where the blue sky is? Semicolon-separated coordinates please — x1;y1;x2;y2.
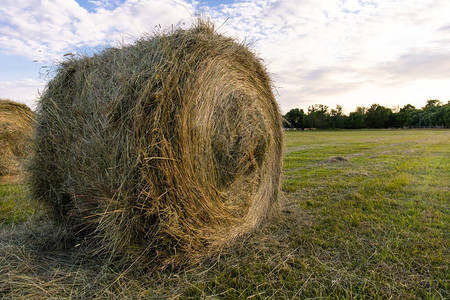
1;0;449;113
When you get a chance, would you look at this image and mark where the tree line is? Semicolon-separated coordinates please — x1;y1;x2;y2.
283;100;450;129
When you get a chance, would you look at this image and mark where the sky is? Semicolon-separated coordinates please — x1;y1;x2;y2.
1;0;449;114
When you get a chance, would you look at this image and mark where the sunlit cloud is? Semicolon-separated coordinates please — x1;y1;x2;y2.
0;0;195;63
0;79;46;108
206;0;450;112
1;0;449;112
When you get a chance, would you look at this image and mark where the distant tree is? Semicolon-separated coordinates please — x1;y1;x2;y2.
388;112;402;128
431;102;449;127
410;109;423;128
345;106;366;129
398;104;417;128
442;102;450;127
365;104;392;128
328;105;345;128
284;108;305;129
420;99;447;127
281;99;449;130
423;99;442;110
306;104;329;129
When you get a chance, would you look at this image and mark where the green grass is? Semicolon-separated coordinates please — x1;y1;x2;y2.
1;129;449;298
0;183;34;225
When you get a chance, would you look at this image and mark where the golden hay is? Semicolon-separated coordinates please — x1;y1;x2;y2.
0;99;33;178
29;21;283;265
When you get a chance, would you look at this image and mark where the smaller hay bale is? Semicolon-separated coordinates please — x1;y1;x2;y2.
0;99;33;178
29;21;283;266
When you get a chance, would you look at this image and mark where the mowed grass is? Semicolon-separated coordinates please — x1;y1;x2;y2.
0;183;33;225
0;129;448;299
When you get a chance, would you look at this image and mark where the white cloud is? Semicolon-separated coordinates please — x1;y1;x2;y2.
206;0;450;112
0;0;195;63
1;0;449;112
0;78;46;109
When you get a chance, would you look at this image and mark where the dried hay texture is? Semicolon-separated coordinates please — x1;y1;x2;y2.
29;22;283;265
0;99;33;177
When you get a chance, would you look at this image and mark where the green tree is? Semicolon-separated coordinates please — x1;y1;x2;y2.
284;108;305;129
397;104;417;128
365;104;392;128
422;99;443;126
346;106;366;129
432;103;449;127
442;102;450;127
423;99;442;110
306;104;329;129
328;105;344;128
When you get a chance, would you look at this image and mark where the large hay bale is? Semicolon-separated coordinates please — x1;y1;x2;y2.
0;99;33;178
30;22;283;264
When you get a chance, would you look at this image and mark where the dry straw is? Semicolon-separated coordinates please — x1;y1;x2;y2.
0;99;33;178
29;21;283;265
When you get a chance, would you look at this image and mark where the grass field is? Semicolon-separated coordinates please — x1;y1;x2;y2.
1;129;448;299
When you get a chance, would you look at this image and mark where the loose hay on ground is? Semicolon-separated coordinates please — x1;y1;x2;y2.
29;21;283;266
325;156;348;163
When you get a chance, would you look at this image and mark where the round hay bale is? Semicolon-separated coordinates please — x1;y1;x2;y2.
0;99;33;179
29;22;283;265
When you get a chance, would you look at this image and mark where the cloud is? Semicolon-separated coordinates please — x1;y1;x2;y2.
87;0;123;10
0;78;46;109
0;0;195;63
375;49;450;85
1;0;450;112
205;0;450;112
